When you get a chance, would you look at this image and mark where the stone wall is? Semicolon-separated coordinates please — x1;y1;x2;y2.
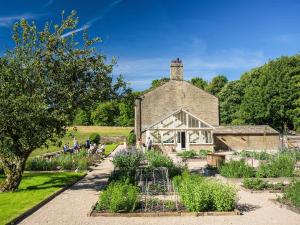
214;134;280;151
136;80;219;138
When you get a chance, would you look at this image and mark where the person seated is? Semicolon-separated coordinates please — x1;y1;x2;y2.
88;143;97;154
85;138;91;149
63;143;69;153
97;144;105;154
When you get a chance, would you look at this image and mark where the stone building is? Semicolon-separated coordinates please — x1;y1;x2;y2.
134;59;280;152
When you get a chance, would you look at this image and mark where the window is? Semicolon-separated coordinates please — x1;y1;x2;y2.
189;131;200;143
188;116;199;128
150;130;161;143
162;131;174;143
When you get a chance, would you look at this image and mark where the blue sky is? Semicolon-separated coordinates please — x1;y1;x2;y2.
0;0;300;90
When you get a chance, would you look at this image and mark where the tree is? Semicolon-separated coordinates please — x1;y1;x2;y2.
219;80;245;124
190;77;208;90
0;11;118;191
116;91;140;126
238;56;300;132
91;101;119;126
206;75;228;96
73;109;91;125
150;77;170;90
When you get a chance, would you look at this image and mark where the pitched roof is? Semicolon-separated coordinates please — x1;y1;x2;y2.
214;125;279;134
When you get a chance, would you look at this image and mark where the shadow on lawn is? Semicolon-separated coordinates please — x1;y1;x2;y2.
23;174;83;191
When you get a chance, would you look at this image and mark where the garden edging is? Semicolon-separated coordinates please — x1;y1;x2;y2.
240;186;283;193
88;203;241;217
6;172;87;225
269;199;300;215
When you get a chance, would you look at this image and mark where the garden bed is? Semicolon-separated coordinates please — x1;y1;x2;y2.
92;149;240;217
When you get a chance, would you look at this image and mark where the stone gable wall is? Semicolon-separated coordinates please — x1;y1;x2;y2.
138;80;219;131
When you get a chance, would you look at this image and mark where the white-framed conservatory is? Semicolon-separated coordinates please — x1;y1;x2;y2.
145;109;214;151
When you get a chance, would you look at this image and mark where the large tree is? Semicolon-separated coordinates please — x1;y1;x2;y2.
190;77;208;90
0;11;119;191
206;75;228;96
219;80;245;125
238;56;300;132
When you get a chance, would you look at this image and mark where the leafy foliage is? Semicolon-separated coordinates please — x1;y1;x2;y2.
0;11;124;191
220;160;255;178
127;132;136;145
90;133;101;145
25;151;96;171
97;180;139;212
256;153;296;178
145;150;183;177
219;55;300;131
243;178;268;190
177;150;198;159
112;149;144;171
190;77;208;90
174;172;236;211
206;75;228;96
282;180;300;208
73;109;91;125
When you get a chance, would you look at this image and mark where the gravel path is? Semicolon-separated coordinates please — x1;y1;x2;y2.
21;148;300;225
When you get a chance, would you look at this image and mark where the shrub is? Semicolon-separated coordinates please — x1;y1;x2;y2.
26;152;96;171
220;160;255;178
212;182;236;211
282;180;300;208
174;172;237;212
198;149;210;158
178;174;211;211
127;132;136;146
90;133;101;145
243;178;268;190
97;180;139;212
256;153;296;178
112;149;144;171
145;150;183;177
177;150;197;159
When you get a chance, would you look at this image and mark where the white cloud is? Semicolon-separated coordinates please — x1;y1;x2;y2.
0;13;41;27
113;49;266;90
44;0;54;7
61;0;123;38
60;24;90;38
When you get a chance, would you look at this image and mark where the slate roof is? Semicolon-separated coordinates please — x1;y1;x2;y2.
214;125;279;134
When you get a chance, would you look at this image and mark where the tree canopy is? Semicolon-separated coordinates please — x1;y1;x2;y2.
219;55;300;132
0;11;123;191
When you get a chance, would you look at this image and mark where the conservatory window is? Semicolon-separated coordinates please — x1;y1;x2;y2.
189;131;200;143
188;116;199;128
150;130;161;143
162;131;175;144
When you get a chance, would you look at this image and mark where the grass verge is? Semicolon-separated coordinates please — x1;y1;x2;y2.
0;172;84;225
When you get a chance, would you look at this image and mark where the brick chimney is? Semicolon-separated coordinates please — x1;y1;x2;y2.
170;58;183;80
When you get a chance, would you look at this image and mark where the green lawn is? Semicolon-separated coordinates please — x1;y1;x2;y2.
104;143;118;156
30;126;132;157
0;172;84;225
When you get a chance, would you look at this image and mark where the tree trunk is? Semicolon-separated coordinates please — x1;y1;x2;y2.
0;155;28;192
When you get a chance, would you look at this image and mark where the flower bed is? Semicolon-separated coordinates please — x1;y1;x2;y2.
25;151;100;171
